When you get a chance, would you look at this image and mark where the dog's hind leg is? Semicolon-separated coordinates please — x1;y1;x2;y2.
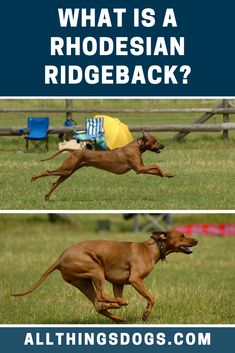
32;170;70;181
92;274;128;306
98;308;126;323
44;174;72;201
71;279;126;323
32;150;84;182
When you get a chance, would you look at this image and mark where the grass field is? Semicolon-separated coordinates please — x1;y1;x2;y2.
0;214;234;324
0;99;234;210
0;137;234;210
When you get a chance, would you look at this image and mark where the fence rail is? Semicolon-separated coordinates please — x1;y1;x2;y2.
1;123;235;136
0;99;234;140
0;108;235;114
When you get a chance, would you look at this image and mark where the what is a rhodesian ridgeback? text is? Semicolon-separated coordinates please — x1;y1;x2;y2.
31;132;175;201
13;230;198;323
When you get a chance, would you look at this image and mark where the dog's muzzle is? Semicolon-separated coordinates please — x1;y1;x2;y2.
177;239;198;254
154;144;165;153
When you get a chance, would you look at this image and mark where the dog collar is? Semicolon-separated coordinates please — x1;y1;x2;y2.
137;138;145;152
151;236;166;261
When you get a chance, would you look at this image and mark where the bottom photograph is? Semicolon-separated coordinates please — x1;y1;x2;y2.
0;213;234;324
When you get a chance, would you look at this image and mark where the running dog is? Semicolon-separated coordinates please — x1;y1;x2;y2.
31;132;175;200
13;230;197;322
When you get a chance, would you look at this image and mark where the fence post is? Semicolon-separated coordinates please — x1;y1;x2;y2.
172;101;223;141
65;99;73;121
222;99;229;141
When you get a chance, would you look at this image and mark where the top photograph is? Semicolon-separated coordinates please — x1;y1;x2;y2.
0;98;234;210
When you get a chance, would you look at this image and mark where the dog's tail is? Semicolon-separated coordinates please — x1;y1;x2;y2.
41;148;77;162
12;260;59;297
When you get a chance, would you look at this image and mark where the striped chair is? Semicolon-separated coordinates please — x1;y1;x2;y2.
73;117;107;150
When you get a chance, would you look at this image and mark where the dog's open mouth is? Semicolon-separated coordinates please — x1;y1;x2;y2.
152;148;163;153
177;245;193;254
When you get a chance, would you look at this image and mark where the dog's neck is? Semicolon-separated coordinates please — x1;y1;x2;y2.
136;138;146;153
150;236;166;261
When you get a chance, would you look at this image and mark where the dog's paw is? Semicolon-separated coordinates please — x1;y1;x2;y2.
116;298;129;306
114;316;127;323
142;309;150;321
101;303;121;310
165;173;175;178
44;194;49;202
121;300;129;306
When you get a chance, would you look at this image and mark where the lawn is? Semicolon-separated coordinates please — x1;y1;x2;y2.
0;136;234;210
0;214;234;324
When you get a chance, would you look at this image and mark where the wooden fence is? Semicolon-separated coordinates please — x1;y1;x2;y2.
0;99;234;141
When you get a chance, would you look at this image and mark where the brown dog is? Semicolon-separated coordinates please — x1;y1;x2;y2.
13;230;197;323
31;132;175;201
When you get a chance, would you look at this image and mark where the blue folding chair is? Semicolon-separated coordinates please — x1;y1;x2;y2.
25;117;49;152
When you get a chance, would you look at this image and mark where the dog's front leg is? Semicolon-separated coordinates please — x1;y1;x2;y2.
129;278;155;321
113;284;129;305
93;274;128;306
113;284;124;298
134;164;175;178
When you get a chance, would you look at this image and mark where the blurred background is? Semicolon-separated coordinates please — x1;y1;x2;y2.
0;212;234;234
0;213;234;325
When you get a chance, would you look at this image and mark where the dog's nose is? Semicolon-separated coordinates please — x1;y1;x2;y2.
160;144;165;149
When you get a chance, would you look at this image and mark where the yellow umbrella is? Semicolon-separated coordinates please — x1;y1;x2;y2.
94;115;133;150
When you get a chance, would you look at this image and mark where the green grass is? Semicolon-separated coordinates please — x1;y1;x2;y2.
0;215;234;324
0;136;234;209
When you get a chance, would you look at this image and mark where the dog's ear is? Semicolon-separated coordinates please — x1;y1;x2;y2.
151;231;168;241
